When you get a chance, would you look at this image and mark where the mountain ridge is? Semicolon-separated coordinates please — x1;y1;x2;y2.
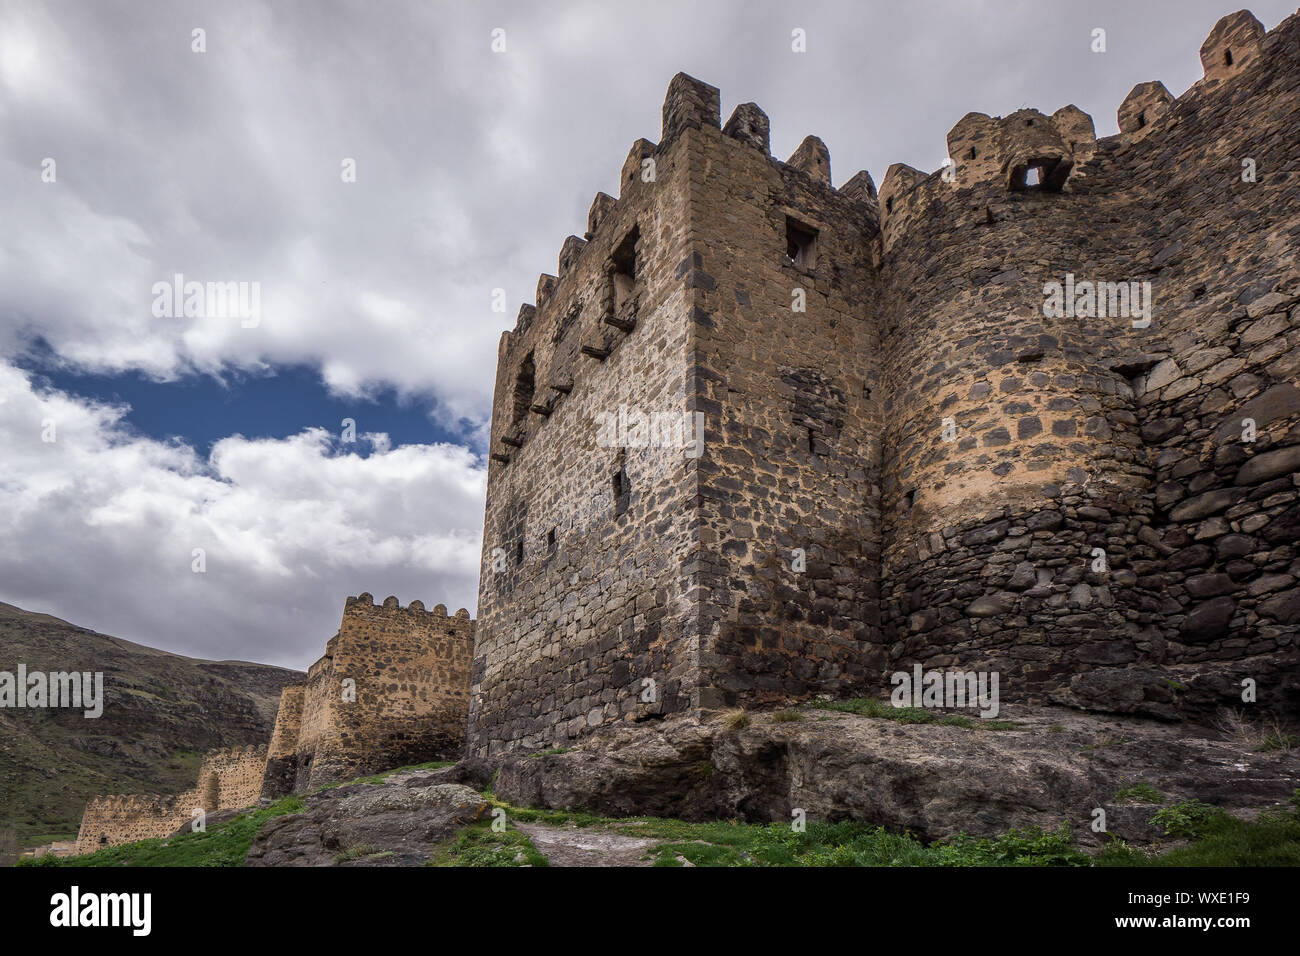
0;601;303;846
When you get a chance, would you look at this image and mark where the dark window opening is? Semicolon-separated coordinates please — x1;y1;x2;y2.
511;352;535;424
785;217;818;269
806;426;816;454
967;146;977;160
612;460;629;517
546;528;556;552
904;490;917;510
1137;111;1147;129
1025;118;1034;126
515;539;524;566
1010;157;1067;193
1224;48;1234;66
611;226;639;313
885;197;894;214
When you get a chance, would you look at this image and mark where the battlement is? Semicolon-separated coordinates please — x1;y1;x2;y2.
261;595;474;796
875;10;1291;251
486;69;886;474
344;591;471;619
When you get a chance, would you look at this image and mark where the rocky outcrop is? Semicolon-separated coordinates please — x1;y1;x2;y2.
244;780;490;866
489;709;1299;846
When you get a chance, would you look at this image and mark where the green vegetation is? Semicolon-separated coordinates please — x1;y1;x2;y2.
645;821;1089;867
1112;783;1165;804
808;697;1018;730
18;796;306;868
430;823;549;867
28;763;1300;868
475;795;1300;867
0;602;297;845
1095;797;1300;867
333;844;381;863
1149;799;1230;838
769;710;803;723
1255;727;1298;753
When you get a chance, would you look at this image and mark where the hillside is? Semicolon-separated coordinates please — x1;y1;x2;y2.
0;602;302;846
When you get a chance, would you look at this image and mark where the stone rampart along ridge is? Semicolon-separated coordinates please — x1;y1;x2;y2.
469;8;1300;757
75;595;474;851
260;594;475;797
74;745;266;854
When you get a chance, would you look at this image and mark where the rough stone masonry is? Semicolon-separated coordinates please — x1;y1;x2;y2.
76;595;474;850
468;9;1300;756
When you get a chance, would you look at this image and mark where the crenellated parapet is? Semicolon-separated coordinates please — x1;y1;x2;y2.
1200;9;1265;83
1117;81;1174;141
260;594;474;797
877;9;1283;252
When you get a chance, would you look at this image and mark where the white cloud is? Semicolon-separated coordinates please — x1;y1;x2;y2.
0;362;484;668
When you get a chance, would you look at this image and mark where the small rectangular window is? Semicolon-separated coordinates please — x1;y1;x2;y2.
611;226;639;314
612;461;629;517
785;217;818;269
511;352;535;424
515;539;524;566
547;528;556;552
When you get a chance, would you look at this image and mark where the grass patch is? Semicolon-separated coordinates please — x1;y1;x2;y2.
1112;783;1164;804
1097;804;1300;866
1214;709;1296;754
644;821;1087;867
484;793;1300;868
333;843;379;863
1149;800;1230;839
18;796;306;868
722;709;751;730
429;822;549;867
770;710;803;723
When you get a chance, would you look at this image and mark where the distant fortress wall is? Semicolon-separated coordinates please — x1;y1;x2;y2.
73;745;266;854
258;594;475;797
74;595;475;854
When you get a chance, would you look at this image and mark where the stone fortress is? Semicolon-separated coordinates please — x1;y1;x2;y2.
76;594;474;850
469;8;1300;754
75;8;1300;849
75;745;267;854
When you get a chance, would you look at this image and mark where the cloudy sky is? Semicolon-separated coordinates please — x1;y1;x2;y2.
0;0;1292;669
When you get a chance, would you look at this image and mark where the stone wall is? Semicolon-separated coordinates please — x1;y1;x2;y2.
468;81;702;755
74;745;266;854
877;7;1300;717
686;103;885;708
260;594;475;795
468;9;1300;754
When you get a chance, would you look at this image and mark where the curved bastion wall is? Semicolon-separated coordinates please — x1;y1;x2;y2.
876;8;1300;712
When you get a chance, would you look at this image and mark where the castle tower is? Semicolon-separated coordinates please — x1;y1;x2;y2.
261;594;474;794
470;74;887;756
470;9;1300;754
